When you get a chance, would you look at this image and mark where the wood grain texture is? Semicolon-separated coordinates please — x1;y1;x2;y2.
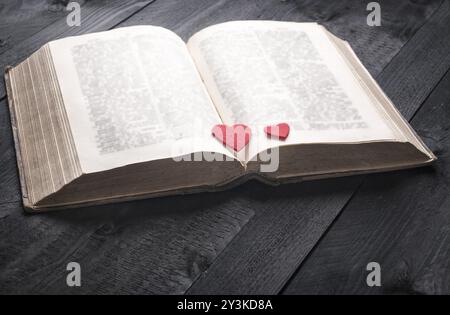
0;0;69;55
0;99;20;204
292;0;442;76
283;1;450;295
185;0;448;294
283;69;450;295
0;0;447;294
0;195;254;294
376;0;450;118
0;0;154;100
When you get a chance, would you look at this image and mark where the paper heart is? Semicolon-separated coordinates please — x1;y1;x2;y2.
264;123;290;140
211;124;251;152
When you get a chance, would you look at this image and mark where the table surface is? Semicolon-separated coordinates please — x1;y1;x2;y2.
0;0;449;295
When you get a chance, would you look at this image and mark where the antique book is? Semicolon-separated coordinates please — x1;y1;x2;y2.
4;21;436;212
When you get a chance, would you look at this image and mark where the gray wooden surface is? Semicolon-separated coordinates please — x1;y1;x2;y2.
0;0;448;294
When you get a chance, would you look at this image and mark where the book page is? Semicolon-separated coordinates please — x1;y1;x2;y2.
187;21;399;160
50;26;234;173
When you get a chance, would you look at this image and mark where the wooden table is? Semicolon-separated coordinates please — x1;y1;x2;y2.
0;0;449;294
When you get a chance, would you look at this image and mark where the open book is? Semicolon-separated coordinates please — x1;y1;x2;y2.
4;21;435;212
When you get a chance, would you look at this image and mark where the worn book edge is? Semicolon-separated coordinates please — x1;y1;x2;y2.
4;66;33;210
323;29;436;161
15;161;435;213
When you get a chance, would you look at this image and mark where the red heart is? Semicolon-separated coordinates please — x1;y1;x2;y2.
211;124;251;152
264;123;290;140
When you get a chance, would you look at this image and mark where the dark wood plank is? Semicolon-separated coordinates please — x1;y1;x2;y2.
0;0;445;295
0;196;254;294
187;0;450;294
282;2;450;294
283;68;450;295
0;0;155;101
0;0;69;55
0;99;19;204
376;3;450;119
291;0;442;76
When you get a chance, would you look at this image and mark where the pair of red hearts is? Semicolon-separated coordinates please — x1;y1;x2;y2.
211;123;290;152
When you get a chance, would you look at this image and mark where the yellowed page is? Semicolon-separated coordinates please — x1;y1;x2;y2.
187;21;399;161
50;26;234;173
